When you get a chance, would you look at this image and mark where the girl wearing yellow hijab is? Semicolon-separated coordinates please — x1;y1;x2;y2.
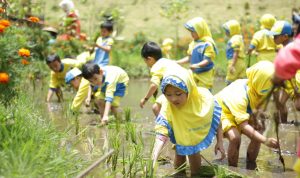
177;17;217;90
223;20;246;85
248;14;279;63
152;69;225;176
215;61;279;169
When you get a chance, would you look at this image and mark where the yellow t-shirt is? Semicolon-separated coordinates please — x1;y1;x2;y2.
215;79;251;132
49;59;82;89
250;29;279;61
101;66;129;102
71;78;90;112
228;35;245;59
150;58;183;87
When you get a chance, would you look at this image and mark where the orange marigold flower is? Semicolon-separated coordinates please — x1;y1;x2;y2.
0;24;5;33
0;72;9;84
0;19;10;27
21;59;30;65
18;48;30;57
0;8;5;13
28;16;40;23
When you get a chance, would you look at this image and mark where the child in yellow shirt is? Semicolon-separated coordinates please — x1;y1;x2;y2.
215;61;279;169
46;54;83;102
82;62;129;125
152;69;225;176
223;20;246;85
65;68;90;112
177;17;217;90
248;14;278;63
139;42;187;116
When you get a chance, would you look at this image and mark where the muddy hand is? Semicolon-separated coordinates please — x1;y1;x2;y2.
215;143;226;160
265;138;279;148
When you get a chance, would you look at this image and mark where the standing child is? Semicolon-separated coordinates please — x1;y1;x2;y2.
151;69;225;176
177;17;217;91
139;41;187;116
248;14;278;63
269;20;295;123
222;20;246;85
46;54;83;102
82;62;129;125
93;21;114;67
65;68;90;112
215;61;279;169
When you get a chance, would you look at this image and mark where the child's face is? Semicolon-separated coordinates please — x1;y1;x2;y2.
70;77;81;90
87;71;103;87
101;28;111;37
190;31;199;40
143;57;156;68
47;60;61;73
164;85;188;108
273;35;288;45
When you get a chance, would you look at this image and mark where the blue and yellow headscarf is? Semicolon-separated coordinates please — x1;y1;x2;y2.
185;17;217;51
223;20;241;37
158;69;220;155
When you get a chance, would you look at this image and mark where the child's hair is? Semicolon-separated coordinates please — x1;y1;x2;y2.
141;41;162;61
46;54;60;64
100;21;113;32
82;61;100;79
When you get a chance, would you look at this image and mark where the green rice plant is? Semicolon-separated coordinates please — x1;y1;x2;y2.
124;107;131;122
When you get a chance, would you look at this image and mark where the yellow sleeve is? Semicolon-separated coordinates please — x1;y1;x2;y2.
230;37;241;51
105;73;119;102
71;79;90;112
154;125;169;137
106;38;114;46
150;65;164;87
49;72;59;88
204;43;216;60
96;37;102;46
224;98;250;124
250;32;260;48
187;41;194;56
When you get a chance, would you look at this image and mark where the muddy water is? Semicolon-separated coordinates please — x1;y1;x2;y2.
37;78;298;177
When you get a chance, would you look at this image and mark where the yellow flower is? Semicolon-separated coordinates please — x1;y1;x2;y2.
18;48;30;57
28;16;40;23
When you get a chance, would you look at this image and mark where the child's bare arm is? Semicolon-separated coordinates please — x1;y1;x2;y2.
46;89;55;102
152;134;168;168
240;121;279;148
215;123;226;160
101;101;112;124
229;51;239;74
190;59;210;70
140;83;158;108
177;56;190;64
85;85;92;107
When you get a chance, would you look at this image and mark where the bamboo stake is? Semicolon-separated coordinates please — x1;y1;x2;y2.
76;149;115;178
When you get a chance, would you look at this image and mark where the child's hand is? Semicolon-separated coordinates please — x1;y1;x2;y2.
264;138;279;148
100;115;109;126
189;64;199;70
229;65;236;74
215;142;226;160
85;98;91;107
140;98;148;108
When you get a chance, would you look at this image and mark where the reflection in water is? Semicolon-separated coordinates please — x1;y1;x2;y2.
40;79;298;177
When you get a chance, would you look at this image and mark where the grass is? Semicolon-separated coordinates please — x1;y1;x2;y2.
0;92;89;177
